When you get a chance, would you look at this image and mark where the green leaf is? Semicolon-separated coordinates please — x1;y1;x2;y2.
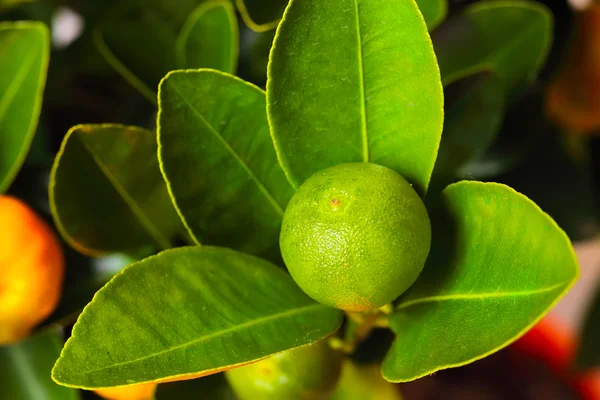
382;181;579;382
432;0;552;99
415;0;447;31
267;0;443;195
50;124;183;256
0;0;36;9
432;68;505;185
235;0;288;32
93;0;205;103
175;1;239;73
158;70;294;258
576;283;600;369
0;330;79;400
52;246;343;389
0;21;49;193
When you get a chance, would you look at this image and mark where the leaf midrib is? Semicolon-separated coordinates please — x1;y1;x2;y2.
396;280;571;311
74;302;327;376
169;82;285;216
77;135;172;250
353;0;369;162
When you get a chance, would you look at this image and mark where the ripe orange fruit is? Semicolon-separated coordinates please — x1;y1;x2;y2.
0;196;64;344
94;383;157;400
225;339;342;399
280;163;431;311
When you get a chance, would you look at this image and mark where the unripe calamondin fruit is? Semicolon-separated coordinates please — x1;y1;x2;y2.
225;339;342;400
280;162;431;312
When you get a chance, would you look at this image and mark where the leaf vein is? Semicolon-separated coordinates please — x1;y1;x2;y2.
353;0;369;162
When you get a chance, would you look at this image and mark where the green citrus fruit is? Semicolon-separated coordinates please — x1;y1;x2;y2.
280;162;431;311
225;339;342;400
331;360;402;400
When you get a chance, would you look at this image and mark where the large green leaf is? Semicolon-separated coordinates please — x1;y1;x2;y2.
415;0;447;31
50;124;183;256
235;0;288;32
0;330;79;400
267;0;443;195
158;70;294;258
431;68;505;185
576;284;600;369
382;181;579;382
52;246;343;389
175;1;238;73
432;1;552;99
0;21;49;193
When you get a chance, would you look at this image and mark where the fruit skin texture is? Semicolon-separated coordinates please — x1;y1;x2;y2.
280;162;431;311
0;196;64;344
225;339;342;400
331;360;402;400
94;383;157;400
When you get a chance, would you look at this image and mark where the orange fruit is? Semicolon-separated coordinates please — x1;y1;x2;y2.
280;162;431;311
546;5;600;134
0;195;64;344
225;339;342;399
94;383;157;400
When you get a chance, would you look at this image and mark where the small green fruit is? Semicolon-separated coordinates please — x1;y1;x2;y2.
331;360;402;400
225;339;341;400
280;162;431;311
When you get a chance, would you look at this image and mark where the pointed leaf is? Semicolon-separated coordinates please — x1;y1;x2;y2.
432;1;552;99
235;0;288;32
0;21;49;193
0;330;79;400
158;70;294;258
94;0;208;103
267;0;443;194
50;124;183;255
175;1;239;73
52;246;343;389
415;0;448;31
382;181;579;382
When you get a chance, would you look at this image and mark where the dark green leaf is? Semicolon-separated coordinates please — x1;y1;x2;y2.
93;0;203;103
577;284;600;369
415;0;447;31
267;0;443;194
52;246;343;389
0;21;49;193
50;124;183;255
0;330;79;400
235;0;287;32
382;181;579;382
175;1;238;73
432;68;505;185
0;0;35;9
158;70;294;258
432;1;552;99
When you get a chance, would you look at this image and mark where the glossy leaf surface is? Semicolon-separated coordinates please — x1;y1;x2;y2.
0;331;79;400
50;124;183;255
415;0;447;31
0;21;49;193
267;0;443;194
52;246;343;389
175;1;238;73
433;1;552;99
158;70;294;258
383;181;579;382
236;0;288;32
432;68;505;184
